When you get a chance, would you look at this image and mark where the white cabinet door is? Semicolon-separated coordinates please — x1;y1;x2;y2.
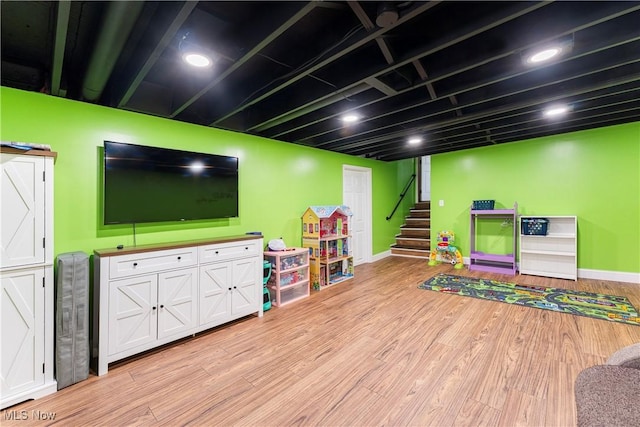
157;268;197;340
231;258;259;316
108;275;158;355
0;154;45;268
1;267;44;397
199;263;231;326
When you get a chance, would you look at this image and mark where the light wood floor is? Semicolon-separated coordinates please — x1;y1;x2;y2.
4;257;640;426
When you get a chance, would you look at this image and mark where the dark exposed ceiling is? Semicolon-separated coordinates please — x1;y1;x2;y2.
2;1;639;161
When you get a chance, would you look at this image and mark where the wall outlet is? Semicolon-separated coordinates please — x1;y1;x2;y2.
439;200;444;207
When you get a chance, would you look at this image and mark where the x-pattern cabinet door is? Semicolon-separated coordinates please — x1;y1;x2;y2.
0;267;45;397
231;258;259;316
1;154;45;268
199;262;231;327
108;275;158;355
157;268;197;340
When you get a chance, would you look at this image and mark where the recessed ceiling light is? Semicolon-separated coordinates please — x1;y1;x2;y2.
341;114;359;123
179;32;212;68
543;105;570;118
183;52;211;67
408;137;423;145
524;39;573;66
527;48;561;64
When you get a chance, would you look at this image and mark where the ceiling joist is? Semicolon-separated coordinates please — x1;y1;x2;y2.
3;1;638;160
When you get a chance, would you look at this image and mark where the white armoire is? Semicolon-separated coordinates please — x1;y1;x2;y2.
1;146;57;409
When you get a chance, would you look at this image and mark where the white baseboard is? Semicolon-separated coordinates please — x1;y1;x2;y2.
459;257;640;284
372;250;391;263
577;268;640;284
371;250;431;262
378;254;640;284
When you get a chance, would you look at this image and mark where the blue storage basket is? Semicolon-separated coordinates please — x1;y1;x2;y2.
472;200;495;210
263;260;272;285
521;218;549;235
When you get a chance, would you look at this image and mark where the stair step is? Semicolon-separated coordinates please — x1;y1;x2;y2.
409;209;430;218
399;226;430;231
398;227;430;237
395;233;430;239
390;245;431;258
403;218;430;227
392;201;431;257
395;236;430;248
394;235;430;240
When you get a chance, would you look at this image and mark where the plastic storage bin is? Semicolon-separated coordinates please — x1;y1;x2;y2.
270;282;309;306
472;200;495;210
521;218;549;235
264;248;310;307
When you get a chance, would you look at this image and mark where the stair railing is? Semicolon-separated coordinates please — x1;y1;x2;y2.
386;173;416;220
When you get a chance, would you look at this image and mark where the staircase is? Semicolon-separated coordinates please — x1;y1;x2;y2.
390;201;431;258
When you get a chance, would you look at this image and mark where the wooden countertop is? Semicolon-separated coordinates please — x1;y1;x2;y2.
94;234;263;257
0;146;58;158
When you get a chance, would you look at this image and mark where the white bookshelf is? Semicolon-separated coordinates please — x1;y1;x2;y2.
519;216;577;280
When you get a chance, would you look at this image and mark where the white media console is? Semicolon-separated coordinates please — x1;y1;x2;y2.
92;235;263;375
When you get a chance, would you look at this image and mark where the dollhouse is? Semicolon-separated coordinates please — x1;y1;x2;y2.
301;205;354;290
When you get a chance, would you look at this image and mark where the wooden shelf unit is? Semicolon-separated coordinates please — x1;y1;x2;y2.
519;215;577;280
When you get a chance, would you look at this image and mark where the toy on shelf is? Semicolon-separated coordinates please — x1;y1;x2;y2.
264;248;310;307
428;230;464;269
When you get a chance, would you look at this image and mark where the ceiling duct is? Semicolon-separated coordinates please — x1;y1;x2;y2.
82;1;144;101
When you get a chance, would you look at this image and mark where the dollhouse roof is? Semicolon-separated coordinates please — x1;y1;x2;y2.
306;205;353;218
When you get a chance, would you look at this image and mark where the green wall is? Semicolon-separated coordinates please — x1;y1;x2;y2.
8;86;635;275
430;122;640;273
1;87;411;257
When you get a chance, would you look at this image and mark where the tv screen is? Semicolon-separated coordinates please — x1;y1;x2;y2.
103;141;238;224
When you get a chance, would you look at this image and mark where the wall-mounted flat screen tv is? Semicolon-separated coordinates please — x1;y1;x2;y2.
103;141;239;224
